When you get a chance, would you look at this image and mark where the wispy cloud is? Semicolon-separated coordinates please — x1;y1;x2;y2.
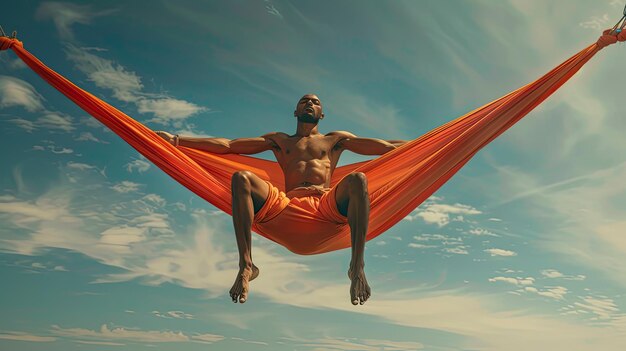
572;296;619;320
110;180;141;193
35;2;116;41
50;324;223;344
285;336;423;351
76;131;108;143
64;45;206;125
541;269;586;281
0;76;75;132
0;76;45;112
404;201;481;227
484;248;517;257
0;331;56;342
125;158;151;173
152;311;194;320
489;276;535;286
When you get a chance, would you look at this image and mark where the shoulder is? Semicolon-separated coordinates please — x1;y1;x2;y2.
326;130;357;139
262;132;289;140
261;132;288;148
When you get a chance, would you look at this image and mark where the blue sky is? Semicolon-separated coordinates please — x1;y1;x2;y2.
1;1;626;350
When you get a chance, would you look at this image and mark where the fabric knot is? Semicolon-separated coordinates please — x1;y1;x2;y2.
597;29;619;50
0;37;23;51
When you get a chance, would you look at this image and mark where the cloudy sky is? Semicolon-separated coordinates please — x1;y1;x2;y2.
1;1;626;350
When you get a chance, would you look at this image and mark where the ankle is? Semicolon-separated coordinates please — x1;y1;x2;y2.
349;261;365;272
239;262;254;271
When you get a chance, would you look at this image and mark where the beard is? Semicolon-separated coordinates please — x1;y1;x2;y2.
296;113;320;124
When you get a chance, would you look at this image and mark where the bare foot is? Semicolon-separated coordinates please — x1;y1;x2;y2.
348;267;371;305
229;264;259;303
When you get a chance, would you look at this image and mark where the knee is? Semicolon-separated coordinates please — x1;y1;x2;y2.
231;170;252;193
347;172;368;193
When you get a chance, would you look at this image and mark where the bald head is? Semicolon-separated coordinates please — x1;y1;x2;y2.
294;94;324;123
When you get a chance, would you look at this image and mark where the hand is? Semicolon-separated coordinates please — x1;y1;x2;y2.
155;131;175;145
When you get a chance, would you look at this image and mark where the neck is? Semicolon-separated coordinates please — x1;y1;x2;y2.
295;121;320;137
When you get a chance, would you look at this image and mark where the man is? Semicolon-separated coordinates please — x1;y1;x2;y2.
157;94;406;305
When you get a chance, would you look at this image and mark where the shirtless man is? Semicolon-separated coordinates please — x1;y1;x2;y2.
157;94;406;305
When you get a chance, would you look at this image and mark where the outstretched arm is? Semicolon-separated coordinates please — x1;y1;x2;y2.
155;131;282;154
329;131;405;155
386;140;409;148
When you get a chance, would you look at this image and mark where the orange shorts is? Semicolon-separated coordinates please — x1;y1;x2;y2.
253;180;349;254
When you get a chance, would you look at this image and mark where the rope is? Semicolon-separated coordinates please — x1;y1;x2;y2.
609;4;626;34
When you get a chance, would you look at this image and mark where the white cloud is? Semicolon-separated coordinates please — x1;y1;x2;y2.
31;262;46;269
74;340;124;346
442;246;469;255
140;194;166;207
100;226;146;247
8;58;28;70
50;146;74;154
405;202;481;227
64;44;206;124
110;181;141;193
50;324;221;344
137;98;206;122
541;269;585;281
76;132;107;143
35;2;115;41
408;243;436;249
484;248;517;257
125;159;150;173
65;44;143;102
285;336;423;351
413;234;461;243
0;77;76;132
579;14;611;31
0;331;56;342
192;333;226;344
535;286;568;300
0;197;73;223
489;276;535;286
152;310;194;320
7;118;36;132
67;162;97;171
468;228;498;237
37;112;74;132
573;296;619;320
0;76;45;112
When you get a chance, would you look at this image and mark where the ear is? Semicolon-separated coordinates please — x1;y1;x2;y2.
293;110;297;117
320;112;325;119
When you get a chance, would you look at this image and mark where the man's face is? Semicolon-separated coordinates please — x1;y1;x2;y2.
294;94;324;124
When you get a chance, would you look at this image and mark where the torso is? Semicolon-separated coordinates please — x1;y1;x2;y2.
267;132;345;192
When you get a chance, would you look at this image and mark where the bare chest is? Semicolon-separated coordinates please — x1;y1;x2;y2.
278;136;336;161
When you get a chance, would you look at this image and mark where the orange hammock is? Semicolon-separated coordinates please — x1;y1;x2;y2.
0;32;622;255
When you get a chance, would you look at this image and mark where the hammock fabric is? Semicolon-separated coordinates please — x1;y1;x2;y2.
0;32;622;255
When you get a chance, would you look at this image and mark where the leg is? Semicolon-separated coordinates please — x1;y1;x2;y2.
229;170;269;303
335;172;371;305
